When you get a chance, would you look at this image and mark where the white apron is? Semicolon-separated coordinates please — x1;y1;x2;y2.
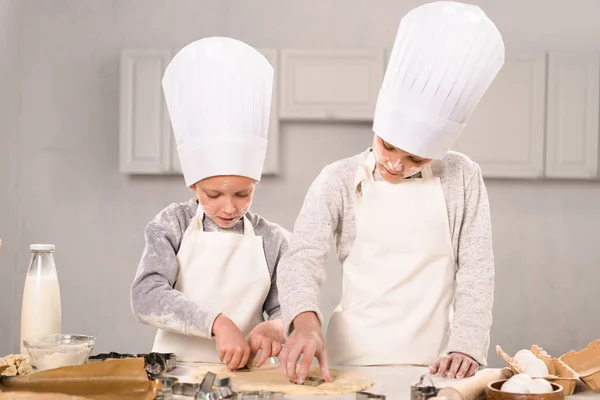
152;206;271;362
326;152;455;366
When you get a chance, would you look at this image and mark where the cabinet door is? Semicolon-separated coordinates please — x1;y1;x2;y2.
280;49;385;121
119;49;172;174
451;53;547;178
545;52;599;179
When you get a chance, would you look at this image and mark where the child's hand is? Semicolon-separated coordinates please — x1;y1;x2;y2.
429;352;479;379
212;314;250;371
247;319;285;368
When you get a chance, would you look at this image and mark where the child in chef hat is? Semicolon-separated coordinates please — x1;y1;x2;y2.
131;37;289;371
277;0;505;384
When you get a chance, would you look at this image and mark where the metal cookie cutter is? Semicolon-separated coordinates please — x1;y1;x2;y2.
289;376;326;387
195;371;217;399
173;382;202;396
410;374;439;400
202;387;235;400
303;376;326;387
143;353;178;376
194;371;236;400
155;389;173;400
158;376;179;390
356;392;386;399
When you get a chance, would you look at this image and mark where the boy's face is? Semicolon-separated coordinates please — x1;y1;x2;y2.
372;135;432;183
192;175;256;228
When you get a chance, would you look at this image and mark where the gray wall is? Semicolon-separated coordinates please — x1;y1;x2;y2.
0;0;21;353
1;0;599;367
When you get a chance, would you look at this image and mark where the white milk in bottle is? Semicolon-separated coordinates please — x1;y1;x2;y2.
20;244;62;355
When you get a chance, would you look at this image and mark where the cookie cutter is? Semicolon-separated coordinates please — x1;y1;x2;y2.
88;352;177;375
155;389;173;400
192;370;283;400
356;392;386;399
196;371;217;398
142;353;177;375
172;382;202;396
195;371;239;400
157;376;179;391
291;376;325;387
198;387;235;400
215;376;232;387
410;374;439;400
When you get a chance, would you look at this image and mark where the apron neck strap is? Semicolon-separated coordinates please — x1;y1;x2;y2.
241;215;255;236
420;163;434;179
195;204;255;236
363;151;377;183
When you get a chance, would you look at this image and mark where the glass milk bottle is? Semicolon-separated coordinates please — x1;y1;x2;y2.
20;244;62;355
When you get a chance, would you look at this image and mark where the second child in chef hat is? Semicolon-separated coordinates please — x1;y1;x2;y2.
274;1;506;385
131;37;290;371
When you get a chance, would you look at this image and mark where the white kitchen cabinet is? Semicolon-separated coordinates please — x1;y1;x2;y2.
280;49;385;121
545;52;599;179
451;53;547;178
119;48;280;176
119;49;172;174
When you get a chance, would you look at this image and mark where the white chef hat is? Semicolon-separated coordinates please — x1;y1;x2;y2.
373;1;505;159
162;37;274;186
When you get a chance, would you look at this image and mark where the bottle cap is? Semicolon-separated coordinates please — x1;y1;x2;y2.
30;244;55;251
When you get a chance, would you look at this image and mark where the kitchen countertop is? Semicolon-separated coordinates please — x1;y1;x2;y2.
167;362;600;400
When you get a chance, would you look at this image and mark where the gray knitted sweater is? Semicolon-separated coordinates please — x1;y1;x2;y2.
277;148;495;366
131;200;290;339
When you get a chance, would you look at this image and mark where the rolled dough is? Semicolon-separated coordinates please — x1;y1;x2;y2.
191;364;373;395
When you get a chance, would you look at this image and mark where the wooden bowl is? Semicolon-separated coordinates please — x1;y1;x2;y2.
486;380;565;400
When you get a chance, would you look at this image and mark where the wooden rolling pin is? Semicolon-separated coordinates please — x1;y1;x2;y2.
432;368;513;400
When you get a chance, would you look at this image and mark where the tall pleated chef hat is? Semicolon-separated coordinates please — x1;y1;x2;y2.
373;1;505;159
162;37;274;186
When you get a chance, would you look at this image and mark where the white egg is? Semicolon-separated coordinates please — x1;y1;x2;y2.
523;358;549;378
509;374;533;385
514;349;539;366
528;378;554;394
501;378;530;394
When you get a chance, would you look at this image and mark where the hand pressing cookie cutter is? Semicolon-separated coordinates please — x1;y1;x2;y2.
356;392;386;399
410;374;439;400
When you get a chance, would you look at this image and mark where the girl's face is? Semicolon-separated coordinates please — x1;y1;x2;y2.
192;175;256;228
372;135;432;183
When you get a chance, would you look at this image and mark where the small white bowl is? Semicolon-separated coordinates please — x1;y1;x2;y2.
23;334;97;371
